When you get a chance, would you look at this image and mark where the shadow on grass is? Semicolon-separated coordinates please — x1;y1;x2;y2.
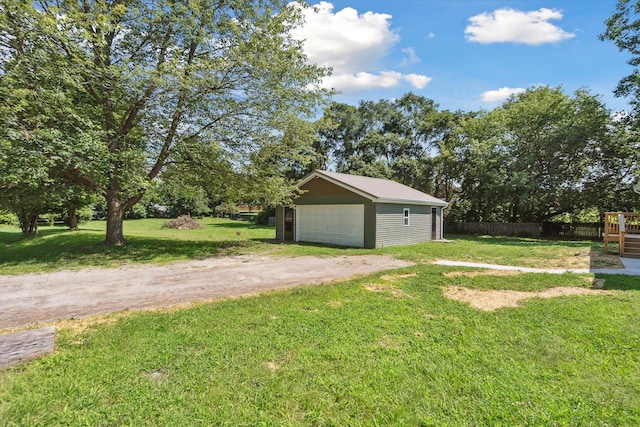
254;239;357;250
208;221;271;230
0;230;255;274
588;242;625;270
0;226;71;243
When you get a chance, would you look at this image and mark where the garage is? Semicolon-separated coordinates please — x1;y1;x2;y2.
296;204;365;247
275;170;448;248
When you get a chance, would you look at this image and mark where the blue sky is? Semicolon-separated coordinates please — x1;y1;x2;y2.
291;1;632;112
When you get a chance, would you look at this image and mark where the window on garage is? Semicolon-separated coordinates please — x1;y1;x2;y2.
403;208;410;226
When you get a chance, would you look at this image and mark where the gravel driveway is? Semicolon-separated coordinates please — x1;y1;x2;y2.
0;255;413;330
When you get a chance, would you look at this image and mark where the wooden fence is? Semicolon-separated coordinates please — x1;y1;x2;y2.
447;221;604;240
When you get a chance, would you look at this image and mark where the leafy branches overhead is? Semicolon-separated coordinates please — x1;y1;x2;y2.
0;0;329;243
600;0;640;108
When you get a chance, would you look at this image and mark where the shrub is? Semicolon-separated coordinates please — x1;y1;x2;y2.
126;203;148;219
0;210;17;225
76;206;94;224
162;215;202;230
214;203;240;218
255;207;276;225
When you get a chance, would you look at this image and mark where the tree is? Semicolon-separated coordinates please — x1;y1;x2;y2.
0;0;328;244
500;87;611;221
317;93;452;195
583;114;640;216
450;86;616;222
601;0;640;111
600;0;640;212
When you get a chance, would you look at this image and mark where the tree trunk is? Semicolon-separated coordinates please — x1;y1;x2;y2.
105;191;126;245
67;203;79;231
17;208;39;235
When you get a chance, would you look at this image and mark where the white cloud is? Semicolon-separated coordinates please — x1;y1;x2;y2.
400;47;420;67
291;2;431;92
324;71;403;91
465;8;575;45
482;87;526;103
404;74;432;89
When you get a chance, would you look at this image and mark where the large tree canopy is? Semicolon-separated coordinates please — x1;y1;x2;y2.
450;87;614;222
0;0;328;244
316;93;455;195
601;0;640;110
315;86;637;223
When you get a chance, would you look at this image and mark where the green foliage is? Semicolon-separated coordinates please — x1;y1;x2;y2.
317;93;454;198
255;207;276;225
439;87;634;222
601;0;640;110
315;84;639;223
154;181;212;218
0;0;329;244
503;87;611;221
125;203;149;220
214;202;240;217
75;206;94;224
0;210;17;225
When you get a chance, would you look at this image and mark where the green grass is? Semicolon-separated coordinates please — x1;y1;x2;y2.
0;218;276;274
1;265;639;425
0;217;614;274
1;219;638;424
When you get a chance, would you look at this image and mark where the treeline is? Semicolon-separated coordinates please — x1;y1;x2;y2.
307;87;640;223
2;86;639;232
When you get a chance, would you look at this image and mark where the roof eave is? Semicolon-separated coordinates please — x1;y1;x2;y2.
376;197;448;207
297;170;449;207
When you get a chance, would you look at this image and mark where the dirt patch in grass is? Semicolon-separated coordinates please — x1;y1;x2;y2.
54;312;135;336
561;251;623;269
442;285;613;311
364;283;413;298
444;270;524;278
380;273;418;281
365;283;389;292
492;251;623;270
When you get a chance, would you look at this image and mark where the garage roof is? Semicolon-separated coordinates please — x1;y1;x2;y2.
298;170;448;207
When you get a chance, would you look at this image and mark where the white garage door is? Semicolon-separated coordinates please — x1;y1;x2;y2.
296;204;365;247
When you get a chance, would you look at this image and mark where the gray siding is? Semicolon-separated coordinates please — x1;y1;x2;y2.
375;204;432;248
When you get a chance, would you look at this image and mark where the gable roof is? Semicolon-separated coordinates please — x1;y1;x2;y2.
298;170;448;207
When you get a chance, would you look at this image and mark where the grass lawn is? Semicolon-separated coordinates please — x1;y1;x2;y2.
0;217;621;274
0;218;276;275
1;218;638;425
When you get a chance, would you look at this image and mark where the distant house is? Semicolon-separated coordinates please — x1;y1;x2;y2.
275;170;448;248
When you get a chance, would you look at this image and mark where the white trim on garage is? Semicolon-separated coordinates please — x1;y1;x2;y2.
296;204;365;247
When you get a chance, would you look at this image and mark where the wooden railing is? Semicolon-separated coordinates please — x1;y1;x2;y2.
604;212;640;255
623;213;640;234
